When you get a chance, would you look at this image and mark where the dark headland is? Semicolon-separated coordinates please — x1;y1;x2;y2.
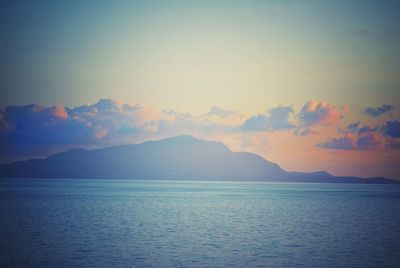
0;135;397;183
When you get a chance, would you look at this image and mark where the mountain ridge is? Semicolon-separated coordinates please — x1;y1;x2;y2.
0;135;397;184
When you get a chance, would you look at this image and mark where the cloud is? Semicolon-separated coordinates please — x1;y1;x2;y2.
358;125;378;136
241;106;295;132
318;118;400;152
365;104;395;117
2;99;399;164
355;133;381;150
319;119;400;151
51;105;68;120
338;121;380;137
295;128;318;136
317;121;383;151
267;106;295;131
380;120;400;138
299;100;341;127
297;100;342;135
241;114;268;131
385;139;400;149
317;133;381;151
316;135;354;150
201;106;246;126
206;106;242;119
93;98;125;111
0;100;168;157
0;99;248;160
345;121;360;133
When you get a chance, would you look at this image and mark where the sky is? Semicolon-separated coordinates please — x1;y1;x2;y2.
1;0;400;179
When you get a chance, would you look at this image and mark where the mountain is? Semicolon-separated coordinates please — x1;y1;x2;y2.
0;135;397;183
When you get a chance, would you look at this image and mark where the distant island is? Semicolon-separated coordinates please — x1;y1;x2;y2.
0;135;397;184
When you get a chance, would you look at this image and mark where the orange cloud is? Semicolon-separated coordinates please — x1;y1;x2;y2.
296;100;343;136
299;100;341;126
51;105;68;120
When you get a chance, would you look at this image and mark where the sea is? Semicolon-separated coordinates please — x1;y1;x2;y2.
1;179;399;268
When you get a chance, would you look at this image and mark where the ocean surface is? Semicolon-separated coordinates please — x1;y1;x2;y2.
1;179;399;268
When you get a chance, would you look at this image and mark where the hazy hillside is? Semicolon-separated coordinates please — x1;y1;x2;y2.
0;136;397;184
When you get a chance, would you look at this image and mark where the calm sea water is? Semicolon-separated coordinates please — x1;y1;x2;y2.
1;179;399;268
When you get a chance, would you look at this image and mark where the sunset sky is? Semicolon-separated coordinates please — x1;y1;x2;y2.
1;0;400;179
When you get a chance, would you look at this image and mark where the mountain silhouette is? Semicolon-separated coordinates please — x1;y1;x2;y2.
0;135;397;183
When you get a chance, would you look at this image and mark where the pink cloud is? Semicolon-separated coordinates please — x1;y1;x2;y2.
299;100;342;127
297;100;343;136
51;105;68;120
